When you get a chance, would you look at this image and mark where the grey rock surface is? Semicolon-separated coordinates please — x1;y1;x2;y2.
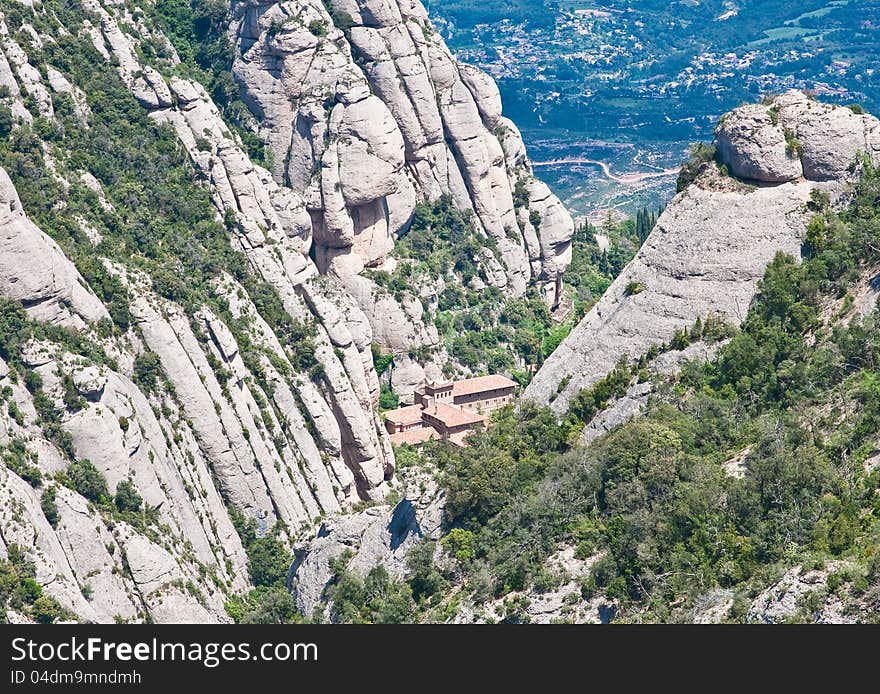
0;167;109;328
527;92;880;414
289;502;424;618
289;460;444;618
528;173;813;412
716;91;880;183
229;0;572;297
715;104;803;182
747;562;856;624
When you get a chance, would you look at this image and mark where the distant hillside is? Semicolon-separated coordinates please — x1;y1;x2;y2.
428;0;880;215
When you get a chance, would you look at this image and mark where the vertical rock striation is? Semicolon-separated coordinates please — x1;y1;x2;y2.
0;0;570;623
229;0;572;297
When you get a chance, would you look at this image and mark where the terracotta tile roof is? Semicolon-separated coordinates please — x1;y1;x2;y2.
383;404;425;426
452;375;518;397
422;401;486;428
390;428;439;446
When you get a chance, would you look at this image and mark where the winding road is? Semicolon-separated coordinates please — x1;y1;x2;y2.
532;158;679;184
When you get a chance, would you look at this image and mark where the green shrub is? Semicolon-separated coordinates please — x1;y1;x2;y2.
61;375;85;412
371;343;393;376
542;323;572;360
378;385;399;411
324;557;417;624
4;440;42;487
114;479;143;513
625;281;646;296
41;487;59;527
784;128;803;157
66;459;109;504
226;586;303;624
676;142;716;192
307;20;328;36
0;104;13;138
17;577;43;604
441;528;476;564
132;352;162;393
31;595;64;624
246;533;293;588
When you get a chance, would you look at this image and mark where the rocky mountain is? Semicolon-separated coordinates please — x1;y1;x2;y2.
286;91;880;625
0;0;569;623
526;91;880;414
3;0;879;627
229;0;573;393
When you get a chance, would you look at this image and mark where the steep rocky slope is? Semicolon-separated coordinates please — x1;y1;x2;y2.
281;92;880;624
230;0;572;290
5;0;876;626
0;0;568;623
526;91;880;413
228;0;573;391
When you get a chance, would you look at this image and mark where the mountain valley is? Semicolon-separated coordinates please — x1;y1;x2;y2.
0;0;879;626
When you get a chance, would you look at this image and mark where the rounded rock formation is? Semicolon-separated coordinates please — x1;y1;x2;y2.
715;103;803;182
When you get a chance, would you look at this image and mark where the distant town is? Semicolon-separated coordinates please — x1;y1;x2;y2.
428;1;878;216
446;13;865;101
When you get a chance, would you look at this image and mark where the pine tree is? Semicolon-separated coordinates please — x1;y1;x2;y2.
635;207;655;245
598;249;610;275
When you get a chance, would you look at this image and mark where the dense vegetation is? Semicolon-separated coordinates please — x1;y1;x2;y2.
150;0;268;164
0;0;329;620
368;196;557;376
371;196;654;382
390;162;880;622
224;512;301;624
322;541;448;623
565;210;659;321
0;545;71;624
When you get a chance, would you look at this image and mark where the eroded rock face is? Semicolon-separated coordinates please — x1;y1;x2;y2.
716;90;880;183
289;462;444;618
229;0;573;300
289;505;414;618
0;167;108;328
580;342;723;446
77;1;395;504
527;92;880;414
0;0;569;625
223;0;573;400
715;105;803;183
746;562;858;624
775;90;880;181
528;175;814;412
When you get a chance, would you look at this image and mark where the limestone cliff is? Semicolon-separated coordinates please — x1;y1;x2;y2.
229;0;572;293
228;0;573;391
0;0;569;623
526;91;880;414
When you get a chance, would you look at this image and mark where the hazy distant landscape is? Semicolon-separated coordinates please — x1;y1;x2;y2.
428;0;880;218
